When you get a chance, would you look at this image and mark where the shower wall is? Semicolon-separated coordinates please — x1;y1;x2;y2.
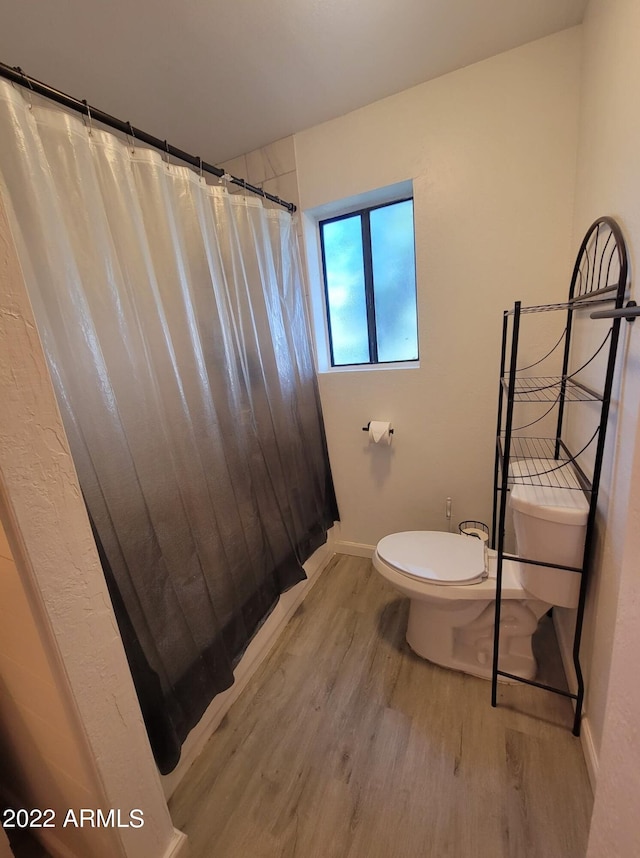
219;135;299;213
219;135;308;304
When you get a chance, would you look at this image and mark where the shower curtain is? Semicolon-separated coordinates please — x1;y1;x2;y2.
0;81;337;773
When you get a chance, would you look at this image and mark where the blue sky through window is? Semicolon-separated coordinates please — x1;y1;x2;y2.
370;200;417;362
323;215;370;365
321;198;417;367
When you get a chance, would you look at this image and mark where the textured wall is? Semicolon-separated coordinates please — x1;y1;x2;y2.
0;521;116;857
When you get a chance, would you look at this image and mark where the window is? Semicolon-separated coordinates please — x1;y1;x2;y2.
319;198;418;367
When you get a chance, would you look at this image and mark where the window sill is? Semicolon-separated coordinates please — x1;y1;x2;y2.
318;360;420;375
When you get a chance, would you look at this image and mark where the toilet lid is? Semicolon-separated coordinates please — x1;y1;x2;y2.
376;531;486;585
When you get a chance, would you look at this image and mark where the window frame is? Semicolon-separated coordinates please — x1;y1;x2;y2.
319;197;418;368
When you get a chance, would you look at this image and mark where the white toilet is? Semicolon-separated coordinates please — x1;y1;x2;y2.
372;461;589;681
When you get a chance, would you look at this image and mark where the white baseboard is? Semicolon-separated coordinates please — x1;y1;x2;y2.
579;716;598;795
335;540;375;558
163;828;189;858
553;611;598;793
161;537;335;799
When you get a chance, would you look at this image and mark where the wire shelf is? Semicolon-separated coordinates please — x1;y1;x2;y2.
506;288;620;316
497;436;593;491
501;376;602;402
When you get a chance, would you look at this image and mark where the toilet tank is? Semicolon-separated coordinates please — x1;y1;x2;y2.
508;461;589;609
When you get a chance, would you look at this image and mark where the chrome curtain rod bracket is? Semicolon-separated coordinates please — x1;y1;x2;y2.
0;61;296;213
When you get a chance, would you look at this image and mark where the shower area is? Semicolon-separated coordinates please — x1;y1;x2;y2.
0;66;337;798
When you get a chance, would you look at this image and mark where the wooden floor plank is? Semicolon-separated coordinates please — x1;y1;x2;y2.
170;555;593;858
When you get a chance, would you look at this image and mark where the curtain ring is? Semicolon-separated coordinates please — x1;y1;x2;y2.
127;121;136;154
242;178;251;207
16;67;34;110
163;139;171;169
82;99;93;135
198;156;203;180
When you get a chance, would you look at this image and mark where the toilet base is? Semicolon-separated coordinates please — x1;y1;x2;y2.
406;596;548;682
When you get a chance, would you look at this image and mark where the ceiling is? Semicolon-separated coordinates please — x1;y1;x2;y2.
0;0;588;166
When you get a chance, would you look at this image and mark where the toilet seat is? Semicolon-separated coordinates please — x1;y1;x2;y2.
376;531;486;585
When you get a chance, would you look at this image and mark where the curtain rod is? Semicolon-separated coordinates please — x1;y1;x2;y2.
0;61;296;213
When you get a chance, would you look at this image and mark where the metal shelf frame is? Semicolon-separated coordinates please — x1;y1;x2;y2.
490;216;628;736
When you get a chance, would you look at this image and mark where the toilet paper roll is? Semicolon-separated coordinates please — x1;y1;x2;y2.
368;420;392;446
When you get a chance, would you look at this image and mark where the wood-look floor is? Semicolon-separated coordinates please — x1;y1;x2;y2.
170;555;593;858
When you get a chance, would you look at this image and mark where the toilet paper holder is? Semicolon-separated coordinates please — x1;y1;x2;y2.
362;421;394;435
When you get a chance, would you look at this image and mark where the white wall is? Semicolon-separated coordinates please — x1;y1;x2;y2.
295;28;582;551
567;1;640;854
569;0;640;765
587;402;640;855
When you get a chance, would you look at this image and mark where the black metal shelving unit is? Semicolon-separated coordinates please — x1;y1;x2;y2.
490;217;629;735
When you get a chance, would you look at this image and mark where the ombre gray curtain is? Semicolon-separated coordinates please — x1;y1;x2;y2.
0;81;337;773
